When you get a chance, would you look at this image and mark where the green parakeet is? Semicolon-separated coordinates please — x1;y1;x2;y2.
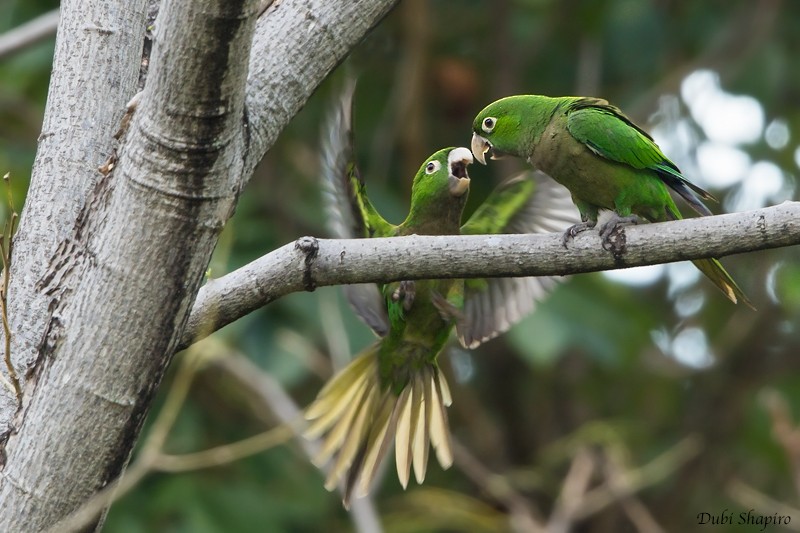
305;85;580;506
470;95;752;307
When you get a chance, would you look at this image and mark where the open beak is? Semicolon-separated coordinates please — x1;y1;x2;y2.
447;147;472;197
471;133;491;165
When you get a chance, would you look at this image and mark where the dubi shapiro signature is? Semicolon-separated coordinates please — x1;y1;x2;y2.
697;509;792;530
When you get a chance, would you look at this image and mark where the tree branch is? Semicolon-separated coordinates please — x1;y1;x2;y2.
181;202;800;348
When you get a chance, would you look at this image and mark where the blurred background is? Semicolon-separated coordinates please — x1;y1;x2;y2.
3;0;800;531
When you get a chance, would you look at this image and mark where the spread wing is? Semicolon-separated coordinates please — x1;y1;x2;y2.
457;171;580;348
320;80;394;336
566;98;714;216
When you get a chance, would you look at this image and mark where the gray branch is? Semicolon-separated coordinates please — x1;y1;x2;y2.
181;202;800;348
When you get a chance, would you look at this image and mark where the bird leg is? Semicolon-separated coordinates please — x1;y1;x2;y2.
599;213;641;248
392;280;416;312
561;220;597;247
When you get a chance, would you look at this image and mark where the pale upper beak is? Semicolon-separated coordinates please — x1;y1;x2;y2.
447;147;472;197
471;133;491;165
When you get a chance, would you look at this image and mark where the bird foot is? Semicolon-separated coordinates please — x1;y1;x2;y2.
561;221;597;247
599;214;641;250
392;280;416;312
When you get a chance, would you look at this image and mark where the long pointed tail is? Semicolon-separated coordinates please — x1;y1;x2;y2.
665;202;753;309
692;257;755;309
304;346;453;507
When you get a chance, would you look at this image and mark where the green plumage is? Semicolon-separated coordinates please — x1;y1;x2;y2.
307;85;580;507
471;94;752;307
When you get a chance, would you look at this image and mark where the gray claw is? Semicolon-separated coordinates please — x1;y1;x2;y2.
392;280;416;311
599;214;640;247
561;221;597;247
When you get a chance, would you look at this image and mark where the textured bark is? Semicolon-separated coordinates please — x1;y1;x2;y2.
181;202;800;348
0;0;258;530
0;0;399;530
4;0;149;439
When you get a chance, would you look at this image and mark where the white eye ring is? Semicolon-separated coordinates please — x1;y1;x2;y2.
425;161;441;174
482;117;496;133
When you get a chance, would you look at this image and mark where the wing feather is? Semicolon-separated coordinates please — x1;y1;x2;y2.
566;99;715;216
458;171;579;348
320;80;394;335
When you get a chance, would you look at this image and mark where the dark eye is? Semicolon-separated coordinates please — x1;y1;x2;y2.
482;117;496;133
425;161;441;174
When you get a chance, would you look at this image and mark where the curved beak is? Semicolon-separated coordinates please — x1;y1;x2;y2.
471;133;491;165
447;147;472;197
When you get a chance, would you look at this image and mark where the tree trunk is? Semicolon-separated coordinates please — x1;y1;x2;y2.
0;0;398;530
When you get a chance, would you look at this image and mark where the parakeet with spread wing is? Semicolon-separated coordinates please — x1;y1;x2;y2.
306;84;579;507
470;95;752;307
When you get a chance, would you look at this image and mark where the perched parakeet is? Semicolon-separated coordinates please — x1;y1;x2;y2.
305;85;580;507
470;95;752;307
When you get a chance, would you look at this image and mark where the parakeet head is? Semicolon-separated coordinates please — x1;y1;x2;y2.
470;96;532;164
410;147;473;200
405;147;473;232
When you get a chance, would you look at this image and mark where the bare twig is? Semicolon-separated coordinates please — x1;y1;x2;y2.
604;452;665;533
760;388;800;498
573;436;703;520
721;388;800;533
152;424;296;472
618;496;665;533
727;479;800;532
0;9;59;60
274;328;333;380
546;448;597;533
451;439;546;533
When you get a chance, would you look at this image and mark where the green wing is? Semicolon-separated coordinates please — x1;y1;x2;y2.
321;81;394;335
457;171;580;348
322;80;395;240
566;99;714;216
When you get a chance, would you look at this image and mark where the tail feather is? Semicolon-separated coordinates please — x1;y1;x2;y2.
312;378;369;465
692;258;755;310
353;393;397;499
305;351;373;423
411;375;429;484
430;370;454;468
394;387;414;489
304;346;454;507
326;381;376;484
665;202;753;309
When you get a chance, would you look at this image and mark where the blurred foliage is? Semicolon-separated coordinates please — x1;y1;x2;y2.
4;0;800;531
